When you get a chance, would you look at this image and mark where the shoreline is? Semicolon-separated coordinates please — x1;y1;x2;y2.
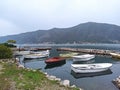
0;58;82;90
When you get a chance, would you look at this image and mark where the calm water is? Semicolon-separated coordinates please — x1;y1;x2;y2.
19;44;120;90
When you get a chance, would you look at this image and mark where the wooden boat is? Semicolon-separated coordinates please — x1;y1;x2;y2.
45;57;65;65
71;63;112;73
72;54;95;61
110;52;120;59
45;60;66;69
59;52;78;58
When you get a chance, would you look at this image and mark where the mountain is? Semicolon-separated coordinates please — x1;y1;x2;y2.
0;22;120;44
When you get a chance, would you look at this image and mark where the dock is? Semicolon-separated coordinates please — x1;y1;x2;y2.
57;48;115;55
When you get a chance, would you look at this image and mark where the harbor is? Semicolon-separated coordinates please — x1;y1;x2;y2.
14;44;120;90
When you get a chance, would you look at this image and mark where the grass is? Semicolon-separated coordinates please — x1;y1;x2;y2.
0;62;80;90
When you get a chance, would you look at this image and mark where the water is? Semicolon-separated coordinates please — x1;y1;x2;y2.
19;44;120;90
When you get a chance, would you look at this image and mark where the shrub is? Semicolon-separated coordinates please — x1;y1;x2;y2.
0;45;13;59
1;43;16;48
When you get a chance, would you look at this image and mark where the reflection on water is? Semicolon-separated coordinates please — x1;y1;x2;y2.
23;58;43;63
71;69;112;78
44;60;66;69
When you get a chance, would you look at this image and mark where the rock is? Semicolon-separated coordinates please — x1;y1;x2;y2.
48;75;56;80
46;74;49;78
32;70;36;72
71;85;76;88
44;72;47;75
18;64;24;69
60;80;70;87
55;78;61;81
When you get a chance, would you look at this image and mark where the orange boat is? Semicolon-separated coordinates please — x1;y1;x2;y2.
45;57;66;65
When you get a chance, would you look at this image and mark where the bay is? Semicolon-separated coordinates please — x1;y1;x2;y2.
19;44;120;90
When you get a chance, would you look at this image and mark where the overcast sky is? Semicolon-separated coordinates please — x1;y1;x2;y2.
0;0;120;36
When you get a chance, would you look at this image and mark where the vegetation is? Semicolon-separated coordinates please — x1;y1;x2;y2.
6;40;16;44
0;62;79;90
0;45;13;59
0;43;16;48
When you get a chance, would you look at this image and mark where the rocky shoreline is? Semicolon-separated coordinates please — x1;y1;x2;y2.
112;76;120;89
0;58;83;90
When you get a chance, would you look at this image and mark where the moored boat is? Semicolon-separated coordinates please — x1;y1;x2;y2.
45;60;66;69
71;63;112;73
72;54;95;61
45;57;66;65
71;69;112;78
24;53;48;59
30;50;50;56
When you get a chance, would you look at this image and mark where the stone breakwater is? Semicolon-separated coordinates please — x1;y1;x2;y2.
0;58;83;90
112;76;120;89
57;48;116;55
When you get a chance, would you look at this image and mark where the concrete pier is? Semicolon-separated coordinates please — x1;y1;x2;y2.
57;48;115;55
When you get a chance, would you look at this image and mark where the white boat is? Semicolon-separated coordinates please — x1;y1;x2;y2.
110;52;120;59
72;54;95;61
14;51;31;56
24;53;48;59
71;63;112;73
15;50;50;57
30;50;50;56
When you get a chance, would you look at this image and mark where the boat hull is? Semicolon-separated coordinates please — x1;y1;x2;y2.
72;54;95;61
71;63;112;73
71;69;112;78
24;54;48;59
45;57;66;65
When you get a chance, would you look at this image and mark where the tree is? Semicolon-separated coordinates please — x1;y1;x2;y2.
4;40;17;47
7;40;16;44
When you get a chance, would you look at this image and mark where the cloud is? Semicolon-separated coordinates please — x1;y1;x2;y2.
0;18;25;36
0;0;120;36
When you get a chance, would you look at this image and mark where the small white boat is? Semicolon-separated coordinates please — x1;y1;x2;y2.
14;51;31;56
71;63;112;73
30;50;50;56
24;53;48;59
72;54;95;61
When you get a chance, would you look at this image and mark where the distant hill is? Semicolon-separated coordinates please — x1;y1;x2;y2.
0;22;120;44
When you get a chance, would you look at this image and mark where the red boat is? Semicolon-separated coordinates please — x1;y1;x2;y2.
45;57;66;65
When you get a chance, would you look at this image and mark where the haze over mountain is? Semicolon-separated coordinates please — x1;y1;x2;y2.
0;22;120;44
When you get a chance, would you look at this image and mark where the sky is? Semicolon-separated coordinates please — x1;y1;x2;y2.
0;0;120;36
